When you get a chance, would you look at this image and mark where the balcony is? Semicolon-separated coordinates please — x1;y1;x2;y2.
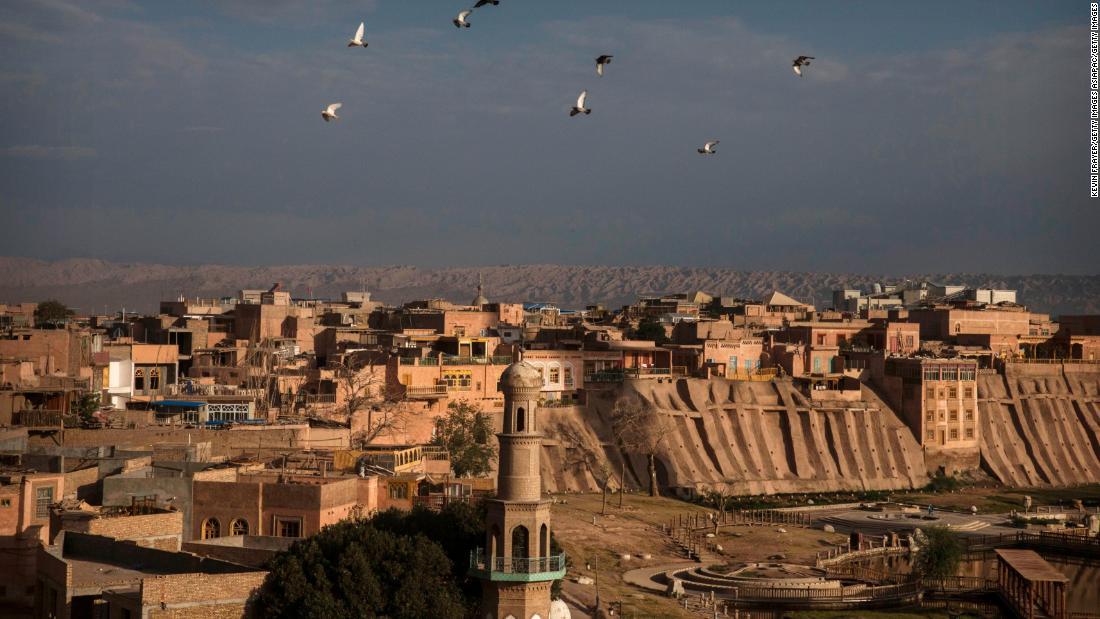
13;409;64;429
404;385;448;399
469;549;567;582
442;355;512;366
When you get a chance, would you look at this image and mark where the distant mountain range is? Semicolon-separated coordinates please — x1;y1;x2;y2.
0;257;1097;317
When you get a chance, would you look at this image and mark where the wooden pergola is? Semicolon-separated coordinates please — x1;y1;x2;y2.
995;549;1069;619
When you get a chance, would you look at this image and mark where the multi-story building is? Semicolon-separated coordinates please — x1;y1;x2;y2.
882;358;980;473
0;470;65;611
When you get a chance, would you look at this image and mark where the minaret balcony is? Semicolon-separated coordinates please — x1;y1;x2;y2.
468;548;567;582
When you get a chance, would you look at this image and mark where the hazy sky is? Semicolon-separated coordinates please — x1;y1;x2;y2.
0;1;1095;274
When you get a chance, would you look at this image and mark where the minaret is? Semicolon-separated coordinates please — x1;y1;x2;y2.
471;360;564;619
472;272;489;307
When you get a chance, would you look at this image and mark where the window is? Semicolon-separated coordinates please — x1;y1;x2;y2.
926;430;935;440
516;407;526;432
563;366;573;386
964;387;974;399
960;367;976;381
548;366;560;384
949;410;958;421
813;357;822;373
231;518;249;536
923;367;940;381
744;359;753;370
0;498;10;507
443;371;472;390
453;326;466;337
942;367;958;381
134;368;145;391
275;516;302;538
202;517;220;539
35;486;53;519
905;336;915;347
149;367;160;390
817;334;826;346
965;409;974;421
925;411;934;422
388;482;408;500
949;429;959;440
948;387;958;398
926;387;936;400
965;428;975;439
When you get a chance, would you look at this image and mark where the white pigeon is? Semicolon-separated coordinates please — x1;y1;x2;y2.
697;140;719;155
569;90;591;116
453;9;472;28
348;21;366;47
322;103;342;122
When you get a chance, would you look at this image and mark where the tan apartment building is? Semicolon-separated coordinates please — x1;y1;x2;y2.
0;471;64;611
882;357;980;474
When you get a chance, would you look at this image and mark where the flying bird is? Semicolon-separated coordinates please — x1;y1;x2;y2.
595;55;613;77
792;55;815;77
321;103;342;122
348;21;366;47
569;90;591;116
453;9;472;28
697;140;719;155
474;0;499;6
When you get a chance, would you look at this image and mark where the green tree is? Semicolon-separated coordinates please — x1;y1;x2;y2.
632;317;668;344
73;392;101;426
912;526;962;580
254;515;468;619
433;400;496;477
34;300;74;326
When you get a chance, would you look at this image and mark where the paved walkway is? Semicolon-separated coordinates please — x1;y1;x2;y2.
621;562;698;594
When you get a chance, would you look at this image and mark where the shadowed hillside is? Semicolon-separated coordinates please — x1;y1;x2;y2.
1;257;1097;315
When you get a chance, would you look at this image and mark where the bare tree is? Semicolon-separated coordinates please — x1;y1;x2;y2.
697;481;735;535
329;358;412;447
560;426;615;515
608;394;667;501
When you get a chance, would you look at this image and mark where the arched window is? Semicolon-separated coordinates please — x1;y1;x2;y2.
134;368;144;391
511;525;529;559
515;407;525;432
231;518;249;536
149;367;160;390
539;524;549;557
202;517;220;539
955;322;962;334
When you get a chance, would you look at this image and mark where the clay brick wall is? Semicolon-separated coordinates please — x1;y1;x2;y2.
142;571;267;618
62;466;101;502
33;427;308;457
192;481;263;539
62;511;184;552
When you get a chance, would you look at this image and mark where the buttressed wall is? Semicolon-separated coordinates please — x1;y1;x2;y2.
979;364;1100;486
540;378;930;495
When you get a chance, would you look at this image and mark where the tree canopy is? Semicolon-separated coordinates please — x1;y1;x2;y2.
254;505;483;619
34;300;74;326
632;317;669;344
912;526;962;579
432;400;497;477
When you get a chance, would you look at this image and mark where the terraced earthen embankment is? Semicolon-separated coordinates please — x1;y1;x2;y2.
540;378;929;495
978;364;1100;486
